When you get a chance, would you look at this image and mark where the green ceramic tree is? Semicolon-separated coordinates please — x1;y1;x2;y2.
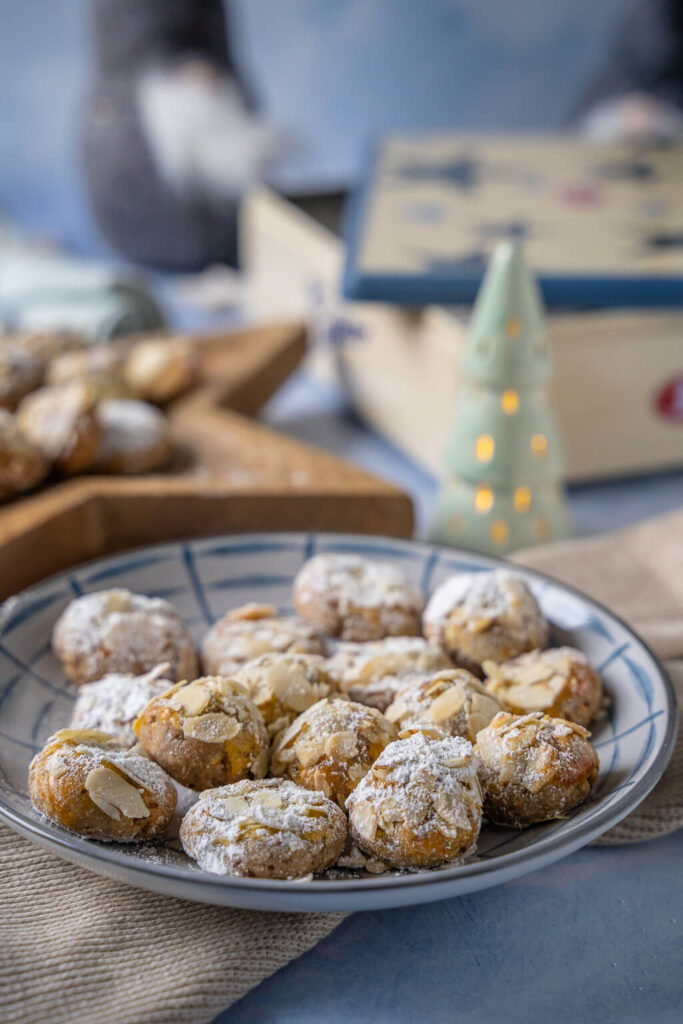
430;240;570;554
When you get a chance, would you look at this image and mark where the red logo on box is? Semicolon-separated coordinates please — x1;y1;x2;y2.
655;377;683;420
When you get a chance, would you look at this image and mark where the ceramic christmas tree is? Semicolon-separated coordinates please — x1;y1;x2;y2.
430;240;570;554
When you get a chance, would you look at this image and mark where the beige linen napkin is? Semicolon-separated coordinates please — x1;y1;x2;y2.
2;511;682;1024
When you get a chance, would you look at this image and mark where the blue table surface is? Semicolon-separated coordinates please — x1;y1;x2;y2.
211;370;683;1024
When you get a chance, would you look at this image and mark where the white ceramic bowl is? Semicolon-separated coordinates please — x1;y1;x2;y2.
0;533;676;912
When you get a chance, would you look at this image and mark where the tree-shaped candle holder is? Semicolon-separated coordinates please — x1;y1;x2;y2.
430;240;570;554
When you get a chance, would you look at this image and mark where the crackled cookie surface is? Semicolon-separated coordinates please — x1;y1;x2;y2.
200;603;326;678
270;697;396;807
94;399;173;474
483;647;603;727
325;636;452;712
233;653;333;738
347;730;483;869
28;728;176;842
0;408;48;501
135;676;269;791
423;570;548;674
293;553;423;642
180;778;347;878
70;664;173;745
475;711;599;827
386;668;501;742
53;588;198;686
16;382;101;475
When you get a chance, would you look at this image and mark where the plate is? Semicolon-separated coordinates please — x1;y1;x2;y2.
0;533;676;912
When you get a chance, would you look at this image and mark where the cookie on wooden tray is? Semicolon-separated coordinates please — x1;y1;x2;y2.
0;409;48;501
293;553;423;642
93;399;173;474
70;663;174;745
385;668;501;742
423;570;548;674
324;636;452;711
180;778;347;878
200;603;326;678
0;343;44;410
475;711;599;827
135;676;270;791
28;728;177;842
233;653;334;738
47;346;130;399
16;382;101;476
124;336;198;404
346;730;483;869
53;588;198;686
483;647;603;727
270;697;397;807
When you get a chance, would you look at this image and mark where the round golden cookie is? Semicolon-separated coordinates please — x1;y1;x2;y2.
46;346;130;399
70;664;174;746
53;588;198;686
16;382;101;475
124;336;198;404
233;653;334;738
0;408;48;501
28;728;177;842
325;636;452;711
347;730;483;869
93;399;173;474
180;778;347;878
475;711;599;827
270;697;397;807
200;603;326;678
483;647;603;727
423;570;548;675
385;668;501;742
135;676;270;791
0;343;44;410
293;553;423;642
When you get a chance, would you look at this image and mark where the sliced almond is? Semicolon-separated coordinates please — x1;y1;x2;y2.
324;730;359;760
47;756;68;779
297;738;326;768
85;765;150;820
220;795;250;814
213;676;248;697
53;728;117;747
251;790;283;809
168;683;211;716
427;686;466;721
227;603;277;622
351;800;377;841
182;712;241;743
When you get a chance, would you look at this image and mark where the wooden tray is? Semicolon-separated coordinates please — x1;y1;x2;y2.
0;322;413;599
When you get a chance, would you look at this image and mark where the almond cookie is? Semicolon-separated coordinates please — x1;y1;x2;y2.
347;730;483;869
483;647;603;728
70;664;174;745
475;711;599;827
28;728;176;842
0;343;44;410
233;653;334;738
200;603;326;678
423;570;548;675
46;346;130;398
325;636;452;711
293;553;423;642
124;336;198;404
0;408;48;501
93;399;173;474
53;588;198;686
385;668;501;742
16;382;101;475
180;778;347;878
270;697;396;807
135;676;269;791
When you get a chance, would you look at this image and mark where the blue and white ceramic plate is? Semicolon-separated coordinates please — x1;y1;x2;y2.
0;533;676;912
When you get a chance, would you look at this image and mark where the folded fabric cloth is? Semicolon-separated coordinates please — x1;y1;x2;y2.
2;510;682;1024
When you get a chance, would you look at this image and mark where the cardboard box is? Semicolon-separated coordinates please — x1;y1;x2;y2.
242;188;683;482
